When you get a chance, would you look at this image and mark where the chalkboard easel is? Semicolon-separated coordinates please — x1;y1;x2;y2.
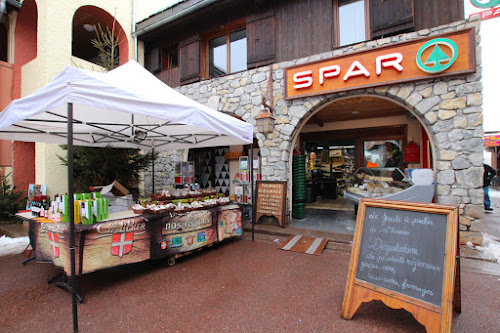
341;198;461;333
254;181;287;228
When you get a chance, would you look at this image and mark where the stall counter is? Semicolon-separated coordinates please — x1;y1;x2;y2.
19;205;243;276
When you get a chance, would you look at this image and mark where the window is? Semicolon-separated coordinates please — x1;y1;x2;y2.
162;47;178;70
334;0;369;48
0;22;7;62
209;29;247;79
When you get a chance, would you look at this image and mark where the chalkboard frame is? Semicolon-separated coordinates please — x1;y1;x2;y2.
254;181;287;228
341;198;460;333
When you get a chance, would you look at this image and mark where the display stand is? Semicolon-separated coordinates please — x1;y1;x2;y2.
234;155;261;224
174;161;194;185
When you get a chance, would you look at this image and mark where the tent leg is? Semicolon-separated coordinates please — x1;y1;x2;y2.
152;147;155;193
250;144;254;242
67;103;78;332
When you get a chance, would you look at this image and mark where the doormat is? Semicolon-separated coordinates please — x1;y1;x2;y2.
278;235;328;256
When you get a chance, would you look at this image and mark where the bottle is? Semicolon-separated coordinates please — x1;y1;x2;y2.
40;199;46;218
44;199;49;218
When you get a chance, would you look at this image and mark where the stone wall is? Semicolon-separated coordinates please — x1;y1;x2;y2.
154;18;484;240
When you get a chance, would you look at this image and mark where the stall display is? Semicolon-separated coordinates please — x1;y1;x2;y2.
234;155;260;221
133;187;229;215
19;203;242;276
344;167;434;204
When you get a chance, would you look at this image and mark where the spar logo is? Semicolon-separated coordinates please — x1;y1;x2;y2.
471;0;500;8
416;38;458;74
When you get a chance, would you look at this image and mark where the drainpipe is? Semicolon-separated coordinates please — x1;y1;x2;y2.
132;0;221;38
132;0;137;61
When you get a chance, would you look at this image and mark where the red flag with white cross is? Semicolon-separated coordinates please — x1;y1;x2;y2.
111;232;133;258
48;232;60;258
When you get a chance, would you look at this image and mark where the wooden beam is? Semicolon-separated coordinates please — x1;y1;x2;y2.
310;115;323;127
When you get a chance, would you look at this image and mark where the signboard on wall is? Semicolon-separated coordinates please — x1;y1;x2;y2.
469;6;500;21
284;29;476;100
403;141;420;163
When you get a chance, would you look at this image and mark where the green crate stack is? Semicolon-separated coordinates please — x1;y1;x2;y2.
292;155;307;219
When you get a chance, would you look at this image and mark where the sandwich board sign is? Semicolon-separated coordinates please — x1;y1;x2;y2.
341;198;461;332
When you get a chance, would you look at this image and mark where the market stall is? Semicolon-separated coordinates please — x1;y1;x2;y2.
18;203;242;275
0;61;254;331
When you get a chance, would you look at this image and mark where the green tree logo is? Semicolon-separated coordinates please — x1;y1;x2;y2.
416;38;459;74
470;0;500;8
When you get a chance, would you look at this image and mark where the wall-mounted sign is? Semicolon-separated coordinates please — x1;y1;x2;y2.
469;6;500;21
403;141;420;163
470;0;500;8
284;29;475;100
485;134;500;147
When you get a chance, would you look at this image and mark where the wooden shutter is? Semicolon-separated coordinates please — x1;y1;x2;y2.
369;0;414;38
414;0;464;31
247;10;276;69
150;48;161;73
180;35;200;85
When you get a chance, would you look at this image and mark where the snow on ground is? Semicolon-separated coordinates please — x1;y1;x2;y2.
489;189;500;198
468;234;500;264
0;235;30;257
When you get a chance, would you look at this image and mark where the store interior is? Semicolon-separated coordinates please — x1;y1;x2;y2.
290;96;432;234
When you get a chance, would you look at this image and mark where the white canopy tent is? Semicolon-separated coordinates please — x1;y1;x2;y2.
0;61;253;149
0;61;255;332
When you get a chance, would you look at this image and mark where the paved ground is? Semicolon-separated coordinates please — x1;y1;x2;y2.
1;192;499;332
1;238;499;333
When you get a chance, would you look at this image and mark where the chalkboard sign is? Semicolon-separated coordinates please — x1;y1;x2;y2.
342;198;460;333
356;206;447;306
254;181;287;228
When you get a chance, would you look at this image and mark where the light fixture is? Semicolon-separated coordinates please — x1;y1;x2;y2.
352;111;359;115
256;108;275;134
134;129;147;142
256;65;275;134
83;24;95;32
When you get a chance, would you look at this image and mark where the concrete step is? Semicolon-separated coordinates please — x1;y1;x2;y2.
242;222;353;255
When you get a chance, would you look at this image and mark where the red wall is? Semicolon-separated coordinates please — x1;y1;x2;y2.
12;0;38;193
12;142;35;194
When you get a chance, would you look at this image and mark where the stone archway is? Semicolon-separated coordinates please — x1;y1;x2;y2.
284;80;484;236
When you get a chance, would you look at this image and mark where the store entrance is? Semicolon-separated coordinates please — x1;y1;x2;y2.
290;96;432;235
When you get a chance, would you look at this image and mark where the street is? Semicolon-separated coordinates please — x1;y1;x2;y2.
1;237;499;332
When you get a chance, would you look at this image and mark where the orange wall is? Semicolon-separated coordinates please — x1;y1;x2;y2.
0;61;14;167
0;61;13;110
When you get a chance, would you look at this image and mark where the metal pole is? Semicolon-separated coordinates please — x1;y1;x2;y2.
67;103;78;332
152;147;155;193
250;144;254;242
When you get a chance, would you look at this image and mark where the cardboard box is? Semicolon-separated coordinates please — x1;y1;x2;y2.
81;200;93;225
92;199;102;222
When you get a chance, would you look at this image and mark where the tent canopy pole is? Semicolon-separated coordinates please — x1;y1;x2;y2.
67;103;78;332
251;143;254;242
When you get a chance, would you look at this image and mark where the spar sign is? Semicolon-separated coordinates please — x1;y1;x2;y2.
470;0;500;8
285;29;476;100
469;6;500;21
